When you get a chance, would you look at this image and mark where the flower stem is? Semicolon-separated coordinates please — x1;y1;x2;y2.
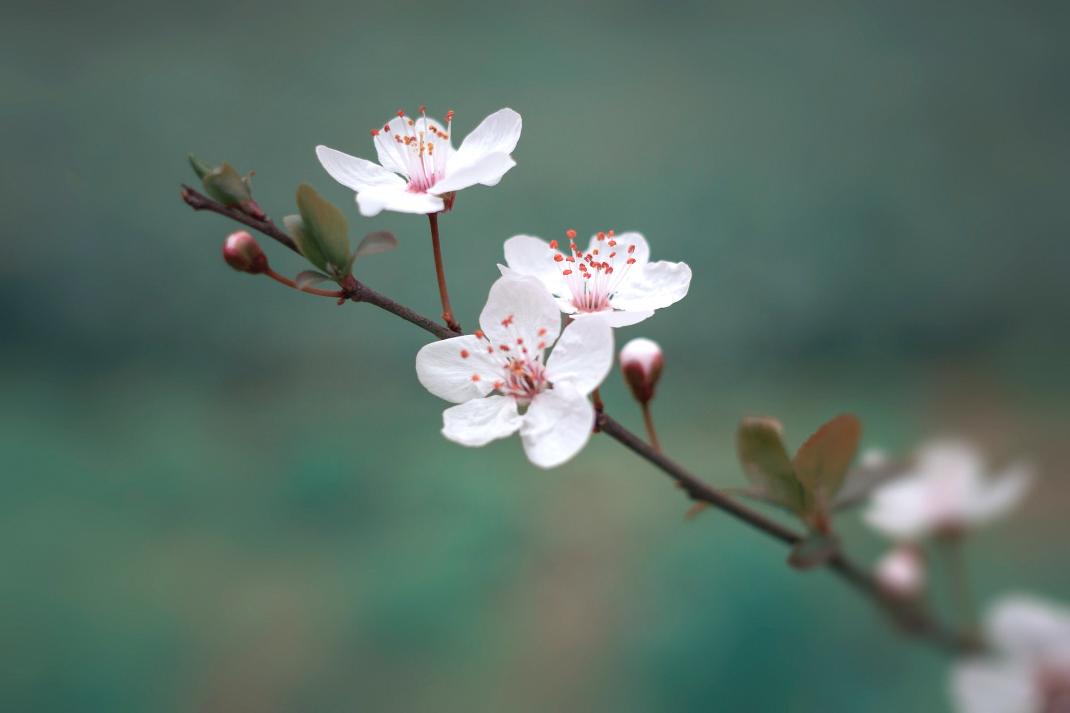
265;268;345;298
428;212;462;333
641;401;662;452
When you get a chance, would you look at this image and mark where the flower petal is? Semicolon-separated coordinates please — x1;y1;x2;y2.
588;231;649;269
863;477;934;540
478;274;562;357
611;261;693;312
586;309;654;328
950;660;1036;713
964;463;1031;526
355;185;445;217
416;335;498;403
452;108;522;168
316;145;405;192
986;594;1070;661
442;395;522;447
520;383;595;468
374;115;455;177
433;152;516;193
545;316;614;395
502;235;568;295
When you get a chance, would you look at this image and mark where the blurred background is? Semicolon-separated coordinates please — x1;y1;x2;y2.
3;0;1068;710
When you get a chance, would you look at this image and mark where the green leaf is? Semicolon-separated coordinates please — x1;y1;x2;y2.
736;417;807;514
354;231;398;259
284;214;327;272
296;184;350;275
295;270;332;290
188;154;213;179
203;162;254;206
793;413;862;504
787;532;840;570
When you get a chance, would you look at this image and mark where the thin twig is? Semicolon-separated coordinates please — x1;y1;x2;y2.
181;185;979;656
428;213;462;333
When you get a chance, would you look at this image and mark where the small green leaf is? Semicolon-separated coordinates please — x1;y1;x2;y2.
296;184;350;275
204;162;254;206
188;154;213;180
787;532;840;570
295;270;332;290
736;417;807;514
284;214;327;272
354;231;398;259
793;413;862;504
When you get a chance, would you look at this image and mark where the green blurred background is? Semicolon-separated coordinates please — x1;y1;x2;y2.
3;0;1069;710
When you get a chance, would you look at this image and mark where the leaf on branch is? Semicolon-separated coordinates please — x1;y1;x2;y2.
354;231;399;259
792;413;862;506
296;184;351;275
285;214;328;273
736;417;807;514
295;270;333;290
189;155;254;207
787;532;840;570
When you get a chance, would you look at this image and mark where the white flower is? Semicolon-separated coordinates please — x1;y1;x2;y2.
874;545;925;598
316;107;521;217
952;595;1070;713
500;230;691;327
415;273;613;468
863;440;1031;541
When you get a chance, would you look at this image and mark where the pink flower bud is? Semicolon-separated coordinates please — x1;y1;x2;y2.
620;337;663;405
223;231;268;274
875;545;925;598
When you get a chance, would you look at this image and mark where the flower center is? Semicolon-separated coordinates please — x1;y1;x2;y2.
371;106;453;193
460;316;556;404
548;229;638;313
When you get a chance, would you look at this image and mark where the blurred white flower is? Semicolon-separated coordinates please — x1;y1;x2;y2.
952;595;1070;713
500;230;691;327
317;107;521;216
415;274;613;469
863;440;1031;540
875;545;925;598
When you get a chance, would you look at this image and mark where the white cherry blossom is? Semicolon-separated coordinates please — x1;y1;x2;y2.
415;274;613;468
952;595;1070;713
863;440;1031;541
501;229;691;327
316;107;521;217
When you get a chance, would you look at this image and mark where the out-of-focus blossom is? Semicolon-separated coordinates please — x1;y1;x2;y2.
874;545;925;598
317;107;521;216
501;230;691;327
863;440;1031;540
415;274;613;469
952;595;1070;713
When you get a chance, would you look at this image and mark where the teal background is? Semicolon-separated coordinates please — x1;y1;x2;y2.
3;1;1069;710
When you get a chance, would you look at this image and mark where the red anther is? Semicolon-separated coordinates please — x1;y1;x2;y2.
384;124;391;132
537;341;546;349
597;232;606;240
460;349;470;359
565;229;577;239
608;240;617;247
500;345;510;351
627;258;636;264
397;109;405;117
516;338;524;344
608;230;615;237
371;129;380;136
419;104;427;113
445;110;455;121
537;327;547;336
627;244;636;253
609;252;616;258
562;269;573;275
592;249;599;255
549;240;558;249
554;254;564;262
475;329;485;339
566;256;575;262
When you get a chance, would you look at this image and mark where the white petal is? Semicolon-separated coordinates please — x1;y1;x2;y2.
950;660;1036;713
588;231;650;269
863;477;935;540
452;108;522;168
478;274;562;356
611;261;693;312
987;594;1070;662
503;235;568;294
520;383;595;468
416;335;498;403
964;464;1031;526
546;317;614;395
315;145;405;192
433;152;516;193
373;116;412;176
442;395;521;447
597;309;654;327
355;185;444;217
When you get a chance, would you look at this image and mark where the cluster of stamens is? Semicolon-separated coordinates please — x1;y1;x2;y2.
370;106;453;192
550;228;637;313
459;315;554;403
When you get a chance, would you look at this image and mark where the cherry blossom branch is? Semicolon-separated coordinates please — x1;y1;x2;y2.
428;213;462;333
180;186;978;656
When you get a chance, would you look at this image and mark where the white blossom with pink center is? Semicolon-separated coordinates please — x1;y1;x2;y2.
863;440;1031;541
415;274;613;468
952;595;1070;713
500;230;691;327
316;107;521;217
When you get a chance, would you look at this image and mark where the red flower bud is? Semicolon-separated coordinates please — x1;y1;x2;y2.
620;337;663;405
222;230;268;274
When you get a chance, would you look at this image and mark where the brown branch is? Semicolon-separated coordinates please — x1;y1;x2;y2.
181;184;979;656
